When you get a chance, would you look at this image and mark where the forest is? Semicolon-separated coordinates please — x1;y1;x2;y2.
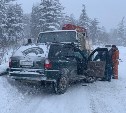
0;0;126;63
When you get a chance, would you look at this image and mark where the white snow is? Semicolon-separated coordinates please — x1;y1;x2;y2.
0;63;8;75
13;44;50;58
39;30;77;34
0;46;126;113
0;49;13;74
0;44;49;74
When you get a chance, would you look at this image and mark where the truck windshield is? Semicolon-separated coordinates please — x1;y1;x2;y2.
38;31;77;43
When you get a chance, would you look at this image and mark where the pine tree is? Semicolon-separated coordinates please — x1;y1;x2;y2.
39;0;64;31
88;18;99;44
23;14;31;41
30;4;41;40
62;14;76;25
109;28;118;45
0;0;17;48
60;14;77;29
97;26;109;45
78;4;89;28
117;17;125;45
5;3;24;46
31;0;64;40
0;0;7;47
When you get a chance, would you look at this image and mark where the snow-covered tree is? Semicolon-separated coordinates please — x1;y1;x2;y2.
108;18;126;46
23;14;31;41
0;0;16;48
60;14;77;29
40;0;64;31
63;14;76;25
109;28;118;45
97;26;109;45
88;18;99;44
31;0;64;40
5;3;24;46
30;4;41;40
0;0;7;47
78;4;89;29
117;17;125;45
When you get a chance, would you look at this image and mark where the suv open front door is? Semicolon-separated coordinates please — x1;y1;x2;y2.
87;48;108;78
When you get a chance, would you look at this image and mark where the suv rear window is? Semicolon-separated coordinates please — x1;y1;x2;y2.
48;44;62;58
48;44;75;58
60;45;74;57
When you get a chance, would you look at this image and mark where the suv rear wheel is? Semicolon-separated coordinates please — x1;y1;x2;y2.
54;74;69;94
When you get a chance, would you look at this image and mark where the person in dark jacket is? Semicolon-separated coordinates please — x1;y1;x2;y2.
108;47;114;78
105;51;113;82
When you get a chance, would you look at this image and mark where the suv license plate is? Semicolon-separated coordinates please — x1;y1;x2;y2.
20;61;33;66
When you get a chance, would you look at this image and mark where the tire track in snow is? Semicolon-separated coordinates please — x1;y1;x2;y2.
88;76;126;113
1;49;126;113
88;82;113;113
7;82;93;113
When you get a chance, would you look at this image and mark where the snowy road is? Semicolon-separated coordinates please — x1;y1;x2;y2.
0;47;126;113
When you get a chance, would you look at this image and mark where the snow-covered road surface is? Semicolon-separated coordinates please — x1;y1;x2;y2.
0;46;126;113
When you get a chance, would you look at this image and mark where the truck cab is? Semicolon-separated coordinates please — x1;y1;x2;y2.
37;24;93;55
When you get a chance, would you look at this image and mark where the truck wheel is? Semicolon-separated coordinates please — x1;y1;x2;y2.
54;75;69;94
86;76;96;83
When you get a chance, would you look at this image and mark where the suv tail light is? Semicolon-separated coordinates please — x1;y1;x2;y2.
9;58;12;68
44;59;52;69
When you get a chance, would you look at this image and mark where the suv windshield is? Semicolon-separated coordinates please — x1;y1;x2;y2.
38;31;77;43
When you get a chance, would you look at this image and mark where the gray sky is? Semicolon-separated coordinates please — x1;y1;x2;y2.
17;0;126;30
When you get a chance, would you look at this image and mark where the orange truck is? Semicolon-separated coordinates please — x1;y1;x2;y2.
62;24;93;53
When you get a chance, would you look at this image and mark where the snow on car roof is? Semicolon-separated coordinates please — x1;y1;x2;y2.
38;30;77;34
13;43;50;57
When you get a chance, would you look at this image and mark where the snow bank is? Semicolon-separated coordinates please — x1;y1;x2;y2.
0;49;13;75
0;63;8;75
1;49;14;64
0;77;24;113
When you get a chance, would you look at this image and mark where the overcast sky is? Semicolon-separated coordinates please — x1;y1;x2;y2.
17;0;126;31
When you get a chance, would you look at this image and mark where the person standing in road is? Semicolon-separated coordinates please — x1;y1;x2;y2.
108;47;114;79
109;45;119;79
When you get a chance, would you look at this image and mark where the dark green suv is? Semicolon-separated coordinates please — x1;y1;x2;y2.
9;43;110;94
